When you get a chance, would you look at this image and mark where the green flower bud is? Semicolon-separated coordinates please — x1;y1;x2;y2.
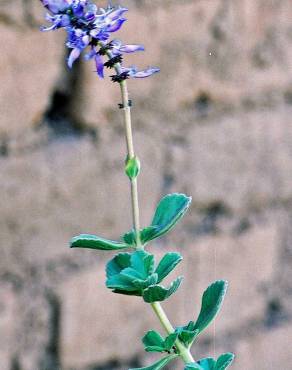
125;155;141;179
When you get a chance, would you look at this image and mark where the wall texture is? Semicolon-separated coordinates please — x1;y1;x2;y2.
1;0;292;369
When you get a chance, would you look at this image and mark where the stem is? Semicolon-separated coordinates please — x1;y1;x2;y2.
114;59;193;364
151;302;195;364
119;80;142;249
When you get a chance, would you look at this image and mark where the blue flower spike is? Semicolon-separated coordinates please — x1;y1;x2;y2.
40;0;159;80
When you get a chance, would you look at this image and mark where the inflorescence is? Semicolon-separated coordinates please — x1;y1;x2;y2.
40;0;160;81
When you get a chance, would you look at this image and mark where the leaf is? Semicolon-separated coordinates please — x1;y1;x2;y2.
197;358;216;370
106;274;139;292
150;193;192;240
140;226;160;244
164;332;178;351
142;331;178;354
215;353;234;370
122;193;191;247
178;329;199;347
70;234;129;250
120;267;145;280
196;354;234;370
132;273;158;290
106;253;132;279
123;230;137;245
106;251;157;295
175;321;199;347
144;346;166;353
142;330;165;352
193;280;228;334
123;226;159;246
184;363;204;370
129;354;178;370
142;277;183;303
155;252;183;283
106;253;140;293
130;251;155;278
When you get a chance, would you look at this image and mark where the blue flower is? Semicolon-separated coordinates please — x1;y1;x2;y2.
40;0;159;80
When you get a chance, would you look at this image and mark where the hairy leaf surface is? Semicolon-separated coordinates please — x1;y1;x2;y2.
70;234;129;250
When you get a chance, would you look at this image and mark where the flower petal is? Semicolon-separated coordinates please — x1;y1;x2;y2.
106;18;126;33
95;53;105;78
107;7;128;21
119;44;145;53
84;48;96;61
44;0;71;14
67;48;81;68
60;14;70;27
132;67;160;78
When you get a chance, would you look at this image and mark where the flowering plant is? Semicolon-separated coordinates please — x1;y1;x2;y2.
40;1;235;369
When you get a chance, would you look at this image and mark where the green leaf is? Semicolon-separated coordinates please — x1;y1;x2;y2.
196;354;235;370
130;251;155;278
70;234;129;251
215;353;234;370
106;253;131;279
175;321;199;347
129;354;178;370
164;332;178;351
178;329;199;347
123;230;137;245
142;331;178;354
132;273;159;290
184;363;204;370
142;330;165;352
122;194;191;247
140;226;160;244
142;277;183;303
106;273;139;292
106;251;157;295
155;252;183;283
123;226;159;246
120;267;144;280
197;358;216;370
150;193;192;240
106;253;140;293
193;280;228;334
125;155;141;179
144;346;166;353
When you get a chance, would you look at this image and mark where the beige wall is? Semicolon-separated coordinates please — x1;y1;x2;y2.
1;0;292;369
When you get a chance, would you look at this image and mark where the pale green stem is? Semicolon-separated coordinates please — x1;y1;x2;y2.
151;302;195;364
115;60;193;364
119;80;142;249
101;45;142;249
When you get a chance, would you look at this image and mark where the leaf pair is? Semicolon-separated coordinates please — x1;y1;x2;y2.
124;193;192;246
185;353;235;370
70;193;191;251
138;281;228;370
106;250;183;302
142;330;178;353
176;280;228;348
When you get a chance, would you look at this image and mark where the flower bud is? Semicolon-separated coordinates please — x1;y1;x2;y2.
125;155;141;179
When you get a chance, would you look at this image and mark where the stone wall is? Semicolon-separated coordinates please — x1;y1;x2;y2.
1;0;292;369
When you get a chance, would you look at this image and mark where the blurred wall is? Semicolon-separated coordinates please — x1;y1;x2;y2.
1;0;292;369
